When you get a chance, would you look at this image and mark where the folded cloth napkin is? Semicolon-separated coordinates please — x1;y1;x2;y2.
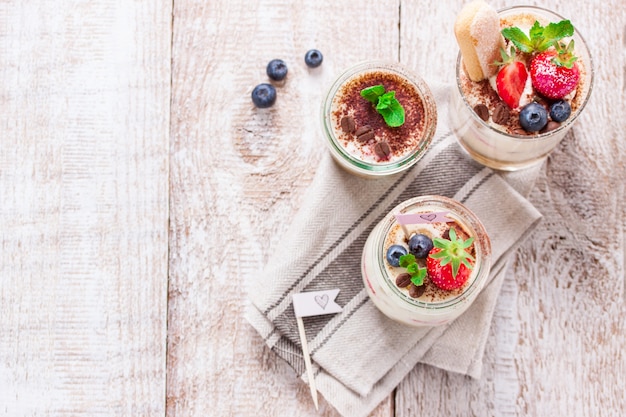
246;83;542;417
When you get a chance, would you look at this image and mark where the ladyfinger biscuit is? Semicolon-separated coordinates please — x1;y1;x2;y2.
454;0;503;81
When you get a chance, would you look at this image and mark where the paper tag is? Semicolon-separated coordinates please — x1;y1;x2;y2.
292;289;342;318
395;211;453;225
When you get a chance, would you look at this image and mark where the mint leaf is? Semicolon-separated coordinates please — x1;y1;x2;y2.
399;253;416;268
376;91;395;110
410;268;426;287
360;85;405;127
360;85;385;104
503;20;575;53
385;99;405;127
543;20;574;43
406;263;419;275
501;26;533;53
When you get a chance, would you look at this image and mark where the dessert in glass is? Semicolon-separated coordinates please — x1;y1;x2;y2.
321;61;437;177
450;1;594;171
361;195;492;327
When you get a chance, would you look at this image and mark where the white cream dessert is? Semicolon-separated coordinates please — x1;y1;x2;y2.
361;196;491;327
450;3;594;170
321;62;437;177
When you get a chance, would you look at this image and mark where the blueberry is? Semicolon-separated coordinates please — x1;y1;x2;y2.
549;100;571;123
251;83;277;108
386;245;408;267
304;49;323;68
408;234;434;259
266;59;288;81
519;102;548;132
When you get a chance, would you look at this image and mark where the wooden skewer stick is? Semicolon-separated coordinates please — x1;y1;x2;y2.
296;316;319;410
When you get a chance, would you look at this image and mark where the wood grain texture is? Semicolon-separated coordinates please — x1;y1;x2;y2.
2;0;624;416
166;1;398;415
0;1;171;415
397;1;626;416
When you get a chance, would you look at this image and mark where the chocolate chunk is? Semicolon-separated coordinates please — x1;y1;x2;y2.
492;102;510;125
340;116;356;133
396;273;412;288
409;283;425;298
355;125;374;143
473;104;489;121
374;141;391;159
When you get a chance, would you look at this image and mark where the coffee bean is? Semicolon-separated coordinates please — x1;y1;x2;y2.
492;102;510;125
355;125;374;143
542;120;561;133
473;104;489;121
354;125;372;136
374;141;391;159
396;273;412;288
340;116;356;133
409;283;425;298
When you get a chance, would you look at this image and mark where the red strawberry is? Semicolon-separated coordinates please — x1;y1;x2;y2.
495;47;528;109
426;228;475;291
530;41;580;99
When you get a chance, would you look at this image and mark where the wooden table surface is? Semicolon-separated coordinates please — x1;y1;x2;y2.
2;1;625;416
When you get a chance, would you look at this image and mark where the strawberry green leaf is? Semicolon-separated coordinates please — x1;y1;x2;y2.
430;227;475;279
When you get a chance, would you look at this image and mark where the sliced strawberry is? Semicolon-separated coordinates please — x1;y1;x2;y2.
495;47;528;109
426;228;475;291
530;47;580;99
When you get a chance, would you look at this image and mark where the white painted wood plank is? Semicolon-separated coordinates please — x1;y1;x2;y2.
397;0;626;416
166;1;399;416
0;1;171;415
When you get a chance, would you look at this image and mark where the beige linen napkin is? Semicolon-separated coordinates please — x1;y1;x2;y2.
246;83;542;417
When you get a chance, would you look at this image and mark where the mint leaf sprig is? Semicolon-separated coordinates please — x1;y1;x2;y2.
501;19;574;54
398;253;426;286
360;85;405;127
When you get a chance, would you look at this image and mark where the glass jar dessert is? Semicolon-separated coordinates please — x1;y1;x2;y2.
321;61;437;177
361;195;492;326
450;4;594;171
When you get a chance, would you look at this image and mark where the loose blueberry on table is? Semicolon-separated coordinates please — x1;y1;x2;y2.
266;59;288;81
304;49;323;68
251;83;277;108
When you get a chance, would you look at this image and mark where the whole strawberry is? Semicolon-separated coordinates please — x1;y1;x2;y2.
426;227;475;291
530;41;580;99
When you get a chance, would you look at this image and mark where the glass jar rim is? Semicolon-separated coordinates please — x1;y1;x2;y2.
454;5;594;141
321;61;438;176
373;195;492;311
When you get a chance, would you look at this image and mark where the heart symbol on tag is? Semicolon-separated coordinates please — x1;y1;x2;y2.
420;213;437;222
314;294;329;309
